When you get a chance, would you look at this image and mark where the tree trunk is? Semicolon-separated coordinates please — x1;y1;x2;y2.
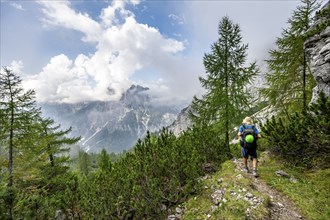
8;82;14;220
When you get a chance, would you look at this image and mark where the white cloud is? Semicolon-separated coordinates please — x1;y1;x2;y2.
25;0;186;104
10;2;24;11
183;1;299;64
9;60;24;74
38;0;101;43
169;14;185;26
100;0;131;27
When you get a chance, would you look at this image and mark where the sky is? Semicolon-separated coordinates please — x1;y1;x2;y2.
1;0;307;106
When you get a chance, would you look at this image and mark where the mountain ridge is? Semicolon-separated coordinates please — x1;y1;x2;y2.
39;85;182;153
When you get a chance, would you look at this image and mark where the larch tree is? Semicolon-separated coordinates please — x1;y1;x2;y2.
0;67;42;219
262;0;321;115
38;118;80;189
191;16;258;157
0;67;80;219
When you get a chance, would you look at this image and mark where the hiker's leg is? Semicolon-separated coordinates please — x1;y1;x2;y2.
243;157;248;167
252;158;257;169
249;148;258;169
241;148;248;164
241;147;248;170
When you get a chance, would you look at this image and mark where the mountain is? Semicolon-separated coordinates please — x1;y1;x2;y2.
168;104;193;136
40;85;180;153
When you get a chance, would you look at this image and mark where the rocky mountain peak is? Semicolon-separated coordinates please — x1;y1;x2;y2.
40;84;181;153
120;85;150;107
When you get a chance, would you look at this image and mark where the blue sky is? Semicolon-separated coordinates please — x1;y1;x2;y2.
1;0;310;105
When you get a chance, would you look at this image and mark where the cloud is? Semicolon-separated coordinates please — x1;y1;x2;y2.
24;0;186;104
182;1;299;64
168;14;185;26
38;0;101;43
10;2;24;11
9;60;24;74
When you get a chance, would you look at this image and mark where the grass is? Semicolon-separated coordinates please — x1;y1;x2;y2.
258;151;330;220
182;160;269;220
182;147;330;220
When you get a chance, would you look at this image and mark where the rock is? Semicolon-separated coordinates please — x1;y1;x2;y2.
176;207;183;215
275;170;290;178
167;214;176;220
290;176;298;183
245;193;254;199
201;175;209;180
211;206;218;212
55;210;65;220
203;163;216;173
176;214;182;219
319;42;330;55
211;189;225;205
236;174;243;179
305;3;330;103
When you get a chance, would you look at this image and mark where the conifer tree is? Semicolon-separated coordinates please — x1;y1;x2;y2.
37;118;80;195
39;118;79;173
0;67;43;219
191;16;258;157
262;0;321;115
78;150;91;175
97;148;112;172
0;67;80;218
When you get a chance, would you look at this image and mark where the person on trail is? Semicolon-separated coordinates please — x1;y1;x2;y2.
238;116;261;177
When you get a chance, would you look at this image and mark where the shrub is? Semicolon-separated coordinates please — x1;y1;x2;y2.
262;92;330;169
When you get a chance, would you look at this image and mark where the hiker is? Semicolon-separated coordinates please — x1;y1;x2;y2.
238;116;261;177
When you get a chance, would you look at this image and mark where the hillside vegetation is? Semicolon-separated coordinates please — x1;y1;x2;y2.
1;0;329;219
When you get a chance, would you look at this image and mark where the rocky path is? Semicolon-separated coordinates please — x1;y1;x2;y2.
233;158;303;220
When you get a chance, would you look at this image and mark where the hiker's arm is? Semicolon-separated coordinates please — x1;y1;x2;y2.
238;126;243;138
257;134;261;139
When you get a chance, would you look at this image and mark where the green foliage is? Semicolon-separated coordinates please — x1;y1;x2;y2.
63;126;228;219
78;150;91;175
262;92;330;168
0;67;79;219
191;16;258;157
304;3;330;38
258;152;330;220
262;0;320;115
183;160;269;220
1;3;327;217
0;67;43;218
184;125;228;163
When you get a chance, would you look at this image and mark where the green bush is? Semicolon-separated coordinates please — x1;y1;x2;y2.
72;126;228;219
262;92;330;169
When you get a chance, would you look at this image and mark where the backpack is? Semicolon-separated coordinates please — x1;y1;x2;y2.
240;124;257;149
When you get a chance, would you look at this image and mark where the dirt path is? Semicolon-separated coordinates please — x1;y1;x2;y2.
233;158;303;220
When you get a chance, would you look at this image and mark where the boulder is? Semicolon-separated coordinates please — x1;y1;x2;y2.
305;3;330;104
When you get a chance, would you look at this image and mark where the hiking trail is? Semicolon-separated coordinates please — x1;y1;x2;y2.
233;157;303;220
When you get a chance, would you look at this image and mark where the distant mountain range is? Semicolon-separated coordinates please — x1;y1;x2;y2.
40;85;183;153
